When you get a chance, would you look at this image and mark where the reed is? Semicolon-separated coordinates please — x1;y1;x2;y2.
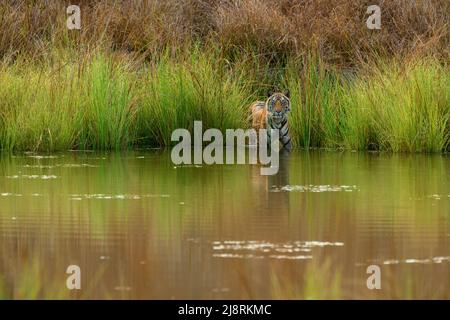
364;59;449;152
0;1;448;153
285;57;449;152
0;49;448;152
136;47;254;146
0;48;254;151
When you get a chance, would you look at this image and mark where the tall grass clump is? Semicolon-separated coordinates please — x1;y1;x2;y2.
282;56;449;152
137;48;254;146
0;59;84;151
0;53;139;151
342;59;450;152
284;56;343;149
80;54;138;150
0;48;254;151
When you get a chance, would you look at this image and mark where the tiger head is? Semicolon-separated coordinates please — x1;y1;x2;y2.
266;89;291;122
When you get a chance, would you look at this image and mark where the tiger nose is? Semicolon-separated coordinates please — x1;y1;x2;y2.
275;101;282;112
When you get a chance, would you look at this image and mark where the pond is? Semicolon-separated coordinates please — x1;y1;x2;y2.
0;150;449;299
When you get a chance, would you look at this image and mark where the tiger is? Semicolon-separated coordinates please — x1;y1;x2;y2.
249;89;292;151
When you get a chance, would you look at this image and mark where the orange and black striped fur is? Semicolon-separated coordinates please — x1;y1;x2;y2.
249;90;292;151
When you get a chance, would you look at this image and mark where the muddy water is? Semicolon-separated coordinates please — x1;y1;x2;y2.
0;150;449;299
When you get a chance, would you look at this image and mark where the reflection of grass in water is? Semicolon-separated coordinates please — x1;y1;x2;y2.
303;259;342;299
0;256;108;300
268;261;450;300
0;259;68;299
379;265;450;300
2;256;450;299
269;258;342;299
0;151;256;237
222;251;345;299
0;151;449;299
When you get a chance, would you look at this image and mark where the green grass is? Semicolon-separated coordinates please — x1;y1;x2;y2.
284;55;343;149
0;49;254;151
0;49;448;153
285;56;449;152
137;48;254;146
0;58;82;151
366;59;449;152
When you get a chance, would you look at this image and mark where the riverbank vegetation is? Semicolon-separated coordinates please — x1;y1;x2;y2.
0;0;448;152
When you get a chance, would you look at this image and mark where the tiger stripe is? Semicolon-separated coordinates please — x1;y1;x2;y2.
249;91;292;151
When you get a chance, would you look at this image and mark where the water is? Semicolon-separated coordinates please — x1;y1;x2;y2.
0;150;449;299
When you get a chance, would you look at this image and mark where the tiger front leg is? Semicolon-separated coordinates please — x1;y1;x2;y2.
282;139;292;152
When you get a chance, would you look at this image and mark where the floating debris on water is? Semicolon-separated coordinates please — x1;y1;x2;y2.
173;165;203;169
1;192;22;197
383;260;400;265
212;253;264;259
61;164;99;168
379;257;450;265
114;286;132;291
6;175;58;180
271;185;359;193
22;163;98;168
427;194;450;200
69;193;170;200
27;155;61;159
268;255;313;260
22;165;55;169
0;192;43;197
212;240;343;260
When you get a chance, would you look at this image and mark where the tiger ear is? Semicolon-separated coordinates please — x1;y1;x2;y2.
267;90;273;98
284;89;290;98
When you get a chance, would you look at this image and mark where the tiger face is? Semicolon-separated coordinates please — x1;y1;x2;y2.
266;90;291;122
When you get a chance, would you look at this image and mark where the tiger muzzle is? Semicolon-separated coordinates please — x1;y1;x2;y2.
275;101;282;112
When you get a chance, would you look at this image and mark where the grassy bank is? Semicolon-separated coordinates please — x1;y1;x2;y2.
0;1;448;153
286;56;450;152
0;49;448;152
1;1;448;67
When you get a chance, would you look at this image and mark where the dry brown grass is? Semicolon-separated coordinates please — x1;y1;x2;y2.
0;0;448;66
214;0;449;66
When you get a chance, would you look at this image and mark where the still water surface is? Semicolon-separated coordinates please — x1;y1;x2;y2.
0;150;449;299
